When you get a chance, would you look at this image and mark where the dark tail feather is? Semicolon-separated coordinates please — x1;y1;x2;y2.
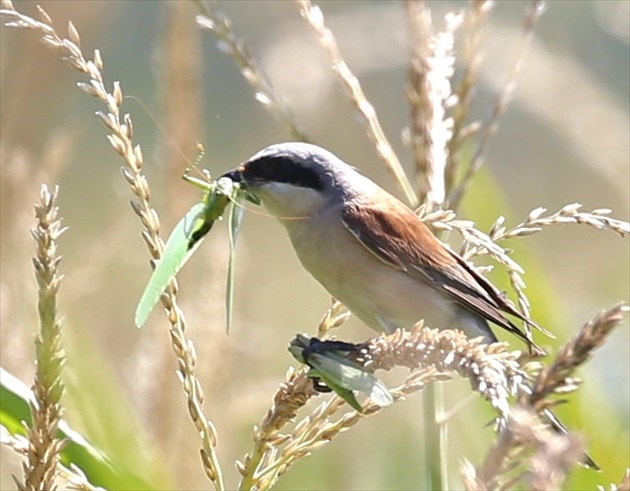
543;408;600;471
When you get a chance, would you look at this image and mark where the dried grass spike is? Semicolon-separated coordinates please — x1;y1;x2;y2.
20;184;68;490
529;303;628;408
296;0;417;206
195;3;308;142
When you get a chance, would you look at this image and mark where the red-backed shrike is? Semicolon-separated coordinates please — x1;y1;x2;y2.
226;142;542;353
223;142;598;469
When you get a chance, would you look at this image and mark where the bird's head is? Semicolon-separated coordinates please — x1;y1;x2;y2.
224;142;373;218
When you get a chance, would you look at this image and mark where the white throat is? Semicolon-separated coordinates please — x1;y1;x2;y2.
257;182;330;218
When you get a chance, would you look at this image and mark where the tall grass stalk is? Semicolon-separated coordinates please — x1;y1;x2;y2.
19;185;67;490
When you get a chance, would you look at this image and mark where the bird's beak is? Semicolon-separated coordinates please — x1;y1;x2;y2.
221;166;261;205
221;169;242;183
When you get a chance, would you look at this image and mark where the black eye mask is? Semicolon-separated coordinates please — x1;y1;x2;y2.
239;155;326;191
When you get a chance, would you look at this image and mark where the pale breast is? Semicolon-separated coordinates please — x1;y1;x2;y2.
282;213;462;334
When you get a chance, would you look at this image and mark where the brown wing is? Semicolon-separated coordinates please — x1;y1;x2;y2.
341;197;544;353
444;248;551;337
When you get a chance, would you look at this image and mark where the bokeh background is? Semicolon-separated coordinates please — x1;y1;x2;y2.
1;1;628;489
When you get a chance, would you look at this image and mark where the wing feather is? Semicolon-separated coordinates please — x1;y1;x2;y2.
341;198;544;353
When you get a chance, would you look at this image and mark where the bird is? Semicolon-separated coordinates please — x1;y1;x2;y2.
222;142;599;470
224;141;543;353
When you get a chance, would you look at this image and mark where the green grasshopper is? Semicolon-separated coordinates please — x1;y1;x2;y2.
134;162;258;331
289;335;393;412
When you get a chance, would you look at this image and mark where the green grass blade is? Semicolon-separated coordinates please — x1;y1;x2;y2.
0;367;155;490
225;197;245;333
134;203;207;328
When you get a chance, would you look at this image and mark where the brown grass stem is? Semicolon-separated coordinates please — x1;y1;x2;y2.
447;0;546;209
237;367;318;490
194;0;309;143
423;203;629;339
445;0;494;197
463;303;628;489
295;0;418;207
405;0;462;210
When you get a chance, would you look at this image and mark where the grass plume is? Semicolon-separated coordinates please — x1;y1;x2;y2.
447;0;546;209
195;0;309;142
295;0;418;207
18;185;67;490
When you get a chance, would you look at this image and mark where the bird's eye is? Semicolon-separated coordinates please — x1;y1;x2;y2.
244;156;325;191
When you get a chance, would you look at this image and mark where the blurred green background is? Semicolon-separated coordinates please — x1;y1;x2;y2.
1;1;628;489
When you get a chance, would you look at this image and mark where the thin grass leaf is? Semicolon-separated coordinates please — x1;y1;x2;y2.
1;368;154;490
226;196;245;334
135;176;243;328
135;202;208;328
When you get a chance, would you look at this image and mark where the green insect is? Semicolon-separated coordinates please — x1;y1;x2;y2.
134;160;259;331
289;335;393;412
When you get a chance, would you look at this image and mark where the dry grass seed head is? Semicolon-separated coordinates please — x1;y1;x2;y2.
195;3;308;142
296;0;417;207
528;303;629;410
405;2;463;208
19;185;68;491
